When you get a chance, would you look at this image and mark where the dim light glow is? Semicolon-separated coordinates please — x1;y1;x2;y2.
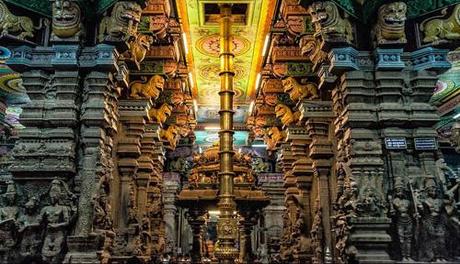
182;32;188;55
188;72;194;88
204;126;220;130
255;73;261;93
262;34;270;57
248;101;255;114
252;144;267;148
193;99;198;113
208;210;221;215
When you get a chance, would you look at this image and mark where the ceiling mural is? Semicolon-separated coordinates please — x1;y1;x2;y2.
179;0;274;123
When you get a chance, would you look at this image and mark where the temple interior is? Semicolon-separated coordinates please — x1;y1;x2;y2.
0;0;460;263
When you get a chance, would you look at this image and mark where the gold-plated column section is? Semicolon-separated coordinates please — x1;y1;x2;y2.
215;4;239;264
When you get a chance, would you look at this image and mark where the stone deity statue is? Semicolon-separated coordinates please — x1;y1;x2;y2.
40;179;75;263
18;196;43;257
389;179;414;262
418;178;448;262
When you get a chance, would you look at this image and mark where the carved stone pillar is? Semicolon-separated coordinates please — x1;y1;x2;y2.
259;173;285;258
238;211;257;264
302;101;335;262
186;208;206;264
163;172;180;253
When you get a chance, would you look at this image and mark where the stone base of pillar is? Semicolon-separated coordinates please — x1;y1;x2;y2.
349;217;392;264
63;235;103;264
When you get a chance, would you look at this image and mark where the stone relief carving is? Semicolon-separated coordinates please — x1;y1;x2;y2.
265;126;285;151
18;196;42;258
40;179;77;263
125;34;153;67
149;103;172;125
388;176;415;262
0;181;19;256
0;0;35;39
98;1;142;43
308;1;353;43
421;4;460;43
51;0;82;39
274;104;300;126
372;2;407;45
282;76;319;102
129;74;165;99
160;124;180;150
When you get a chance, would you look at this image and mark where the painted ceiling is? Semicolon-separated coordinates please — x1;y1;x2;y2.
178;0;273;121
178;0;274;146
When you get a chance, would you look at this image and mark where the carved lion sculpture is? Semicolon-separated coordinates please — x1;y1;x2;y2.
308;1;353;43
265;126;285;151
160;124;180;149
149;103;173;125
373;2;407;45
98;1;142;42
127;34;153;65
275;104;299;126
52;0;82;38
282;77;319;102
421;4;460;43
0;1;35;39
129;75;165;99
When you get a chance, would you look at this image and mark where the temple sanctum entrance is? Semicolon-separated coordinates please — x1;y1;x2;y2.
0;0;460;264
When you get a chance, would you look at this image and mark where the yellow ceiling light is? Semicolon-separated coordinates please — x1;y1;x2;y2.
262;34;270;57
204;126;220;130
193;99;198;113
188;72;194;88
182;32;189;55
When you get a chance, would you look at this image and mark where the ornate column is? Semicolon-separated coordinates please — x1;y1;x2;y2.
187;208;207;264
258;173;285;260
163;172;181;253
215;4;239;264
301;101;335;262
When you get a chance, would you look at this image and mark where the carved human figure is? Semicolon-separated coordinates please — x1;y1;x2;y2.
40;179;74;263
0;181;19;252
18;196;43;257
93;188;113;231
418;179;448;261
389;180;414;262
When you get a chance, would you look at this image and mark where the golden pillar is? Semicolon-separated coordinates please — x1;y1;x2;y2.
215;4;239;264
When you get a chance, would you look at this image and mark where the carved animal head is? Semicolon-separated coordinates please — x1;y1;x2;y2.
150;103;173;124
152;75;165;91
114;1;142;29
379;2;406;27
137;34;153;50
275;104;297;126
52;0;81;38
309;1;337;28
161;125;180;149
171;92;185;106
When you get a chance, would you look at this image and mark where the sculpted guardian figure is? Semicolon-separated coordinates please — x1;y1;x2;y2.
51;0;82;39
129;75;165;99
308;1;353;43
372;2;407;45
